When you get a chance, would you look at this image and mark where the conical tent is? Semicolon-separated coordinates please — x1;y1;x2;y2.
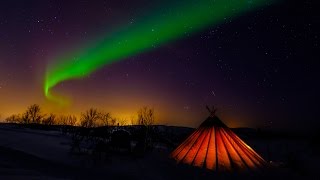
170;108;268;172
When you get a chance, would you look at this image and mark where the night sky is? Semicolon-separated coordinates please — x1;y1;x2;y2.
0;0;318;130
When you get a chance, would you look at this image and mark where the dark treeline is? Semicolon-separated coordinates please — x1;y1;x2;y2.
2;104;164;157
4;104;155;128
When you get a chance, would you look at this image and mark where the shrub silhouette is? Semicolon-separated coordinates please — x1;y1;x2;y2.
42;113;56;125
5;114;22;123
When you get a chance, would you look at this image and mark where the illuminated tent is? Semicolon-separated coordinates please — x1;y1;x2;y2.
170;106;268;172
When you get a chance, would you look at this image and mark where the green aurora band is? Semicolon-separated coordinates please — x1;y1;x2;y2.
45;0;271;105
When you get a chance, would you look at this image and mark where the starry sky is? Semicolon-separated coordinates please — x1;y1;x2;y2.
0;0;319;130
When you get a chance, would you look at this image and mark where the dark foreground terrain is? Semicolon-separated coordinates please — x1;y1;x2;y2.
0;124;318;180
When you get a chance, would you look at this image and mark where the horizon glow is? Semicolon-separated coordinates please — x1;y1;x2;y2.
44;0;271;105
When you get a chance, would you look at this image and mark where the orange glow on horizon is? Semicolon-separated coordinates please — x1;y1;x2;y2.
0;77;256;128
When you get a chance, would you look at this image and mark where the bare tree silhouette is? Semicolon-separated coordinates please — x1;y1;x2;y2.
98;112;111;127
135;106;156;153
80;108;100;128
22;104;45;124
21;111;31;124
137;106;155;127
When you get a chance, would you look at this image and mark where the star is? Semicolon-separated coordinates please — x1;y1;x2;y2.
183;106;190;110
211;90;216;96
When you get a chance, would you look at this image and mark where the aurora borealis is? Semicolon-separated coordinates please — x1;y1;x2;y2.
0;0;318;130
45;0;270;105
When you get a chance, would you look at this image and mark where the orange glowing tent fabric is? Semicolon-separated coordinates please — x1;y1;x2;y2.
170;108;268;172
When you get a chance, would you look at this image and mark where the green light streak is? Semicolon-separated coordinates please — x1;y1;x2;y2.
45;0;271;105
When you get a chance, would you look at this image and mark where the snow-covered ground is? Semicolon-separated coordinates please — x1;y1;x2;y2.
0;124;318;180
0;124;78;165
